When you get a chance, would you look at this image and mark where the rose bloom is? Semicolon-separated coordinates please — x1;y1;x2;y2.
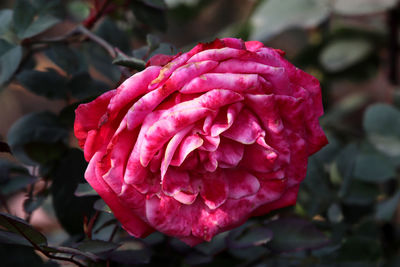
74;38;328;246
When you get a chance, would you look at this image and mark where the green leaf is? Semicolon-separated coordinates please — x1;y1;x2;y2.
353;153;396;183
7;111;69;165
0;159;36;195
16;69;69;99
327;203;344;223
0;211;47;246
94;199;112;213
227;224;273;249
149;42;178;58
249;0;330;41
67;72;109;99
0;244;44;267
0;9;13;36
141;0;167;9
333;0;398;15
23;193;47;213
95;18;130;52
12;0;61;39
146;34;161;53
334;236;381;262
75;183;98;197
0;40;22;86
363;104;400;156
337;143;359;198
195;231;228;255
265;218;329;252
67;0;90;21
108;241;152;265
375;191;400;222
77;240;120;254
83;43;120;82
45;44;87;75
131;1;167;32
319;39;372;72
0;229;32;247
51;149;97;235
341;180;379;206
112;52;146;71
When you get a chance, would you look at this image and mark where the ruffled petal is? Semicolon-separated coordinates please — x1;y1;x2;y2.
170;134;203;167
127;60;219;130
162;168;198;205
74;89;117;160
226;170;260;199
222;109;265;144
210;102;243;137
214;139;244;168
200;170;228;210
180;73;264;94
85;152;153;237
139;89;243;166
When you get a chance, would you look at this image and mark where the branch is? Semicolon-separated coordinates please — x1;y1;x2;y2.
3;216;87;267
77;25;116;58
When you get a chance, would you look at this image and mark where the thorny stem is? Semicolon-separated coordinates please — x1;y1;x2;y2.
86;211;100;239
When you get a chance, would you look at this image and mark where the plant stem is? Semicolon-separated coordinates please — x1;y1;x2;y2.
77;25;116;58
3;216;87;267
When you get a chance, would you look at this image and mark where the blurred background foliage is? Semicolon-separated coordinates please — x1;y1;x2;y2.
1;0;400;266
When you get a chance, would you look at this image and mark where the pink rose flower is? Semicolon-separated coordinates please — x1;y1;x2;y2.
74;38;328;246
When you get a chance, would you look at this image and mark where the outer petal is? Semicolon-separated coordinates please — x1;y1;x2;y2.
74;89;116;161
85;152;153;237
200;170;229;210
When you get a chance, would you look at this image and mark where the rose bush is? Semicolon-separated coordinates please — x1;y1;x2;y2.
74;38;328;246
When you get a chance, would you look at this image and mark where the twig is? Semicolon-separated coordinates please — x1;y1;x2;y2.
86;211;100;239
3;216;87;267
77;25;116;58
108;224;119;242
84;0;112;29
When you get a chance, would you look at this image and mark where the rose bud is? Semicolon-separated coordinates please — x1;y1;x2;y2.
74;38;328;246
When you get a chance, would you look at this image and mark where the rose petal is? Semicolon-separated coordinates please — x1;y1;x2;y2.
127;60;219;130
210;102;243;137
245;40;264;52
74;89;117;160
251;185;299;216
139;89;243;166
187;47;249;64
227;170;260;199
215;139;244;168
107;66;161;121
212;59;290;94
86;152;153;237
145;195;193;237
200;170;228;210
161;125;192;179
222;109;265;144
162;168;198;205
170;134;203;167
180;73;264;94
